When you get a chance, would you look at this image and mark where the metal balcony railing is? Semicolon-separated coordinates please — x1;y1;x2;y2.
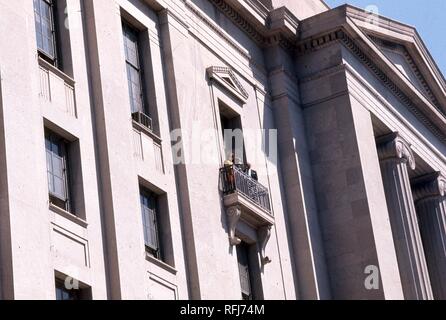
220;165;272;214
132;111;153;132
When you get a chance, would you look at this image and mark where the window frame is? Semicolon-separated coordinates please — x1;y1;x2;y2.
45;130;71;212
122;22;148;116
140;188;161;260
34;0;59;66
236;242;254;301
55;279;80;301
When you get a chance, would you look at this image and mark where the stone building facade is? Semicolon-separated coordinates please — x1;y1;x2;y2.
0;0;445;300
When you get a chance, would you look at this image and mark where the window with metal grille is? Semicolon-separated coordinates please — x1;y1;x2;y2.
237;242;253;300
140;188;161;259
33;0;57;65
123;23;146;114
45;131;70;212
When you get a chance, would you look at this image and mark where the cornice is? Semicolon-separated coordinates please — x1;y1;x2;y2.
208;0;267;45
297;27;446;143
182;0;252;60
369;36;444;116
376;132;416;170
207;0;298;51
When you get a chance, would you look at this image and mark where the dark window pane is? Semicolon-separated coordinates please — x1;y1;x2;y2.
55;281;80;301
140;190;160;258
237;243;253;300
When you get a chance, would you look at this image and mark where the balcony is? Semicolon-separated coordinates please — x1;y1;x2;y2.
38;58;77;118
220;165;272;214
220;165;274;264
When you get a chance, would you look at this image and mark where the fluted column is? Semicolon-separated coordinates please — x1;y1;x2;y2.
412;172;446;299
377;133;433;300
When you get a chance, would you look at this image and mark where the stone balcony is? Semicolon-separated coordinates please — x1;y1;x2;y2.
220;165;274;264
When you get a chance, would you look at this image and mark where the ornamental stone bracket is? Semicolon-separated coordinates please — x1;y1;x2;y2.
227;205;242;246
258;225;272;265
225;205;274;265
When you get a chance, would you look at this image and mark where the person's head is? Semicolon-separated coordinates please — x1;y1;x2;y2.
246;162;251;170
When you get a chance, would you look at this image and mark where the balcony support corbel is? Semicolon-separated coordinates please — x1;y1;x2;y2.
227;205;242;246
258;226;272;265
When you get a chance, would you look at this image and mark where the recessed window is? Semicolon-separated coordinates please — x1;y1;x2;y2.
45;130;70;212
55;278;91;300
139;184;175;267
33;0;74;75
122;22;154;132
236;242;263;300
140;188;161;259
219;103;246;165
45;128;85;218
34;0;57;64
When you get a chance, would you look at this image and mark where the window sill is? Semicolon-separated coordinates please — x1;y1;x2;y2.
49;203;88;229
38;56;75;87
145;252;177;275
132;120;162;144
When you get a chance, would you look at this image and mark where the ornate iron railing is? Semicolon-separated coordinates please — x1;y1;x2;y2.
220;165;272;214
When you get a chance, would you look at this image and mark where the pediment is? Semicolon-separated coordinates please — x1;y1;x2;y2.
207;66;249;103
370;37;441;110
342;5;446;115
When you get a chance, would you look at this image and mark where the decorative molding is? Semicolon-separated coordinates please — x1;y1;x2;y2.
207;66;249;102
298;29;446;143
226;205;242;246
412;172;446;202
208;0;266;45
377;132;416;170
207;0;295;51
182;0;251;60
370;36;444;115
297;30;344;55
340;32;446;143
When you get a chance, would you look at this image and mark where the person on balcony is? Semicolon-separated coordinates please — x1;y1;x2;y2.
244;162;258;181
224;153;235;192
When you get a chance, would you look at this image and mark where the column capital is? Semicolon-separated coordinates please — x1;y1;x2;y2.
377;132;416;170
412;172;446;202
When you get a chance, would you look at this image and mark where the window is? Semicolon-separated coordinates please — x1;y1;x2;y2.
236;242;263;300
46;130;71;212
34;0;57;64
55;279;79;300
140;188;161;259
237;243;254;300
123;23;146;115
220;103;246;165
55;278;91;300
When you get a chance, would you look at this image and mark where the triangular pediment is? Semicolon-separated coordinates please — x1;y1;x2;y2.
207;66;249;103
370;36;441;109
341;5;446;115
